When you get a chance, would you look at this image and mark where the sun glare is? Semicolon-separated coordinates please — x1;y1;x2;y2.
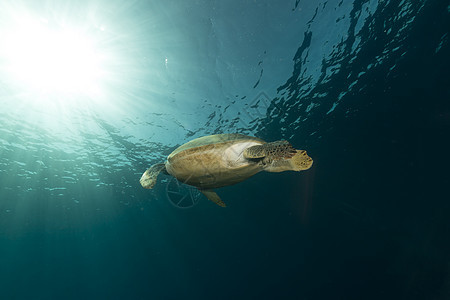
3;17;104;95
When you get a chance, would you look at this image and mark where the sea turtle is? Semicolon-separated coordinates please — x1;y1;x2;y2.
140;133;313;207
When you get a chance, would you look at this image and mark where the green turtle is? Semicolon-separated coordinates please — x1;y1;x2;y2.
140;133;313;207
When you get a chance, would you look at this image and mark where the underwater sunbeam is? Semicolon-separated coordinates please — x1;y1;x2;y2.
3;16;104;95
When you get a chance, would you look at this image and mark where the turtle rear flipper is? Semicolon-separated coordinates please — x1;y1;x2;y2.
140;163;166;189
244;140;297;159
200;190;226;207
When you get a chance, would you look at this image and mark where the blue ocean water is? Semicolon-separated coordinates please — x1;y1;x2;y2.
0;0;449;299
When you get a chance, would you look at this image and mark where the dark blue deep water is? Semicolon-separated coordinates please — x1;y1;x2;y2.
0;1;449;299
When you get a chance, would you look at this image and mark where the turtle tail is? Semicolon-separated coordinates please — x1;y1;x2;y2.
140;163;166;189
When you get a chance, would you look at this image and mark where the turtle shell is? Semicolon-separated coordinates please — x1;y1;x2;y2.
169;133;264;158
166;133;265;189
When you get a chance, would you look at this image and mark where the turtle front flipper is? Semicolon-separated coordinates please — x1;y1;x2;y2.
264;150;313;172
200;190;226;207
244;140;297;160
244;141;313;173
140;163;166;189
